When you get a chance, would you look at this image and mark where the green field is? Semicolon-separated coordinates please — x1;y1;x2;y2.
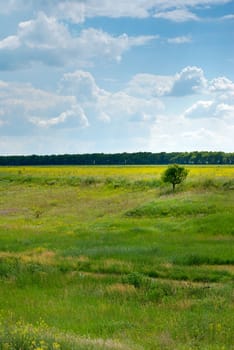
0;166;234;350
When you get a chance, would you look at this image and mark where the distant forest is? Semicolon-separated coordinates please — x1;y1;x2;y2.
0;152;233;166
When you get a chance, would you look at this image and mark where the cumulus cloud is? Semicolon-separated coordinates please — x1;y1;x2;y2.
0;12;157;70
180;72;234;121
59;70;164;123
207;76;234;106
0;80;88;135
126;66;208;98
183;97;234;120
18;13;70;49
59;70;107;103
209;76;234;93
170;66;207;96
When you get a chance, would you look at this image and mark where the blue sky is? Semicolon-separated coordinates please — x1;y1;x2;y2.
0;0;233;155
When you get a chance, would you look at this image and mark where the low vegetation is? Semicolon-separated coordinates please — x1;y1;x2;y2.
0;165;233;349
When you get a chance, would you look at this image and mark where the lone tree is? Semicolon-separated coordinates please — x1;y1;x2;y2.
161;164;188;192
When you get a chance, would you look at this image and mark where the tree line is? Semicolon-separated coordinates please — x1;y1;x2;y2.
0;151;233;166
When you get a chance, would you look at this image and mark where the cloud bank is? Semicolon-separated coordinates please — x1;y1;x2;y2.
0;66;233;153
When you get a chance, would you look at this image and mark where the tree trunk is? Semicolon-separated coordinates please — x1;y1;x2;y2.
172;183;175;192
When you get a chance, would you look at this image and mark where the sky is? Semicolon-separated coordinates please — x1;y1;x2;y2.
0;0;233;155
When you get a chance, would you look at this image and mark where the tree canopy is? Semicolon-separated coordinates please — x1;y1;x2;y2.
0;152;233;166
162;164;189;191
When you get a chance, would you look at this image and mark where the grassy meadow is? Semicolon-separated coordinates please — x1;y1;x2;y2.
0;165;233;350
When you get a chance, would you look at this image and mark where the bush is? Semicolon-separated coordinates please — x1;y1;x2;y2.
122;272;145;288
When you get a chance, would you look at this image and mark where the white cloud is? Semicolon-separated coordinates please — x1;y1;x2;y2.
219;14;234;20
18;12;71;49
30;105;89;129
59;70;106;103
0;70;164;137
183;98;234;120
154;9;199;22
126;74;173;97
184;100;214;118
214;103;234;119
147;113;234;152
0;80;88;135
55;2;86;23
1;67;233;153
98;91;164;122
209;76;234;93
126;66;208;98
181;73;234;121
124;67;234;152
170;66;207;96
167;35;192;44
0;12;157;70
59;70;164;123
152;0;231;9
0;0;231;21
208;77;234;104
0;36;20;49
0;81;75;111
55;0;150;23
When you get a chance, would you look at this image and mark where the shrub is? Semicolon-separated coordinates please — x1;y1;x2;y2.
122;272;145;288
